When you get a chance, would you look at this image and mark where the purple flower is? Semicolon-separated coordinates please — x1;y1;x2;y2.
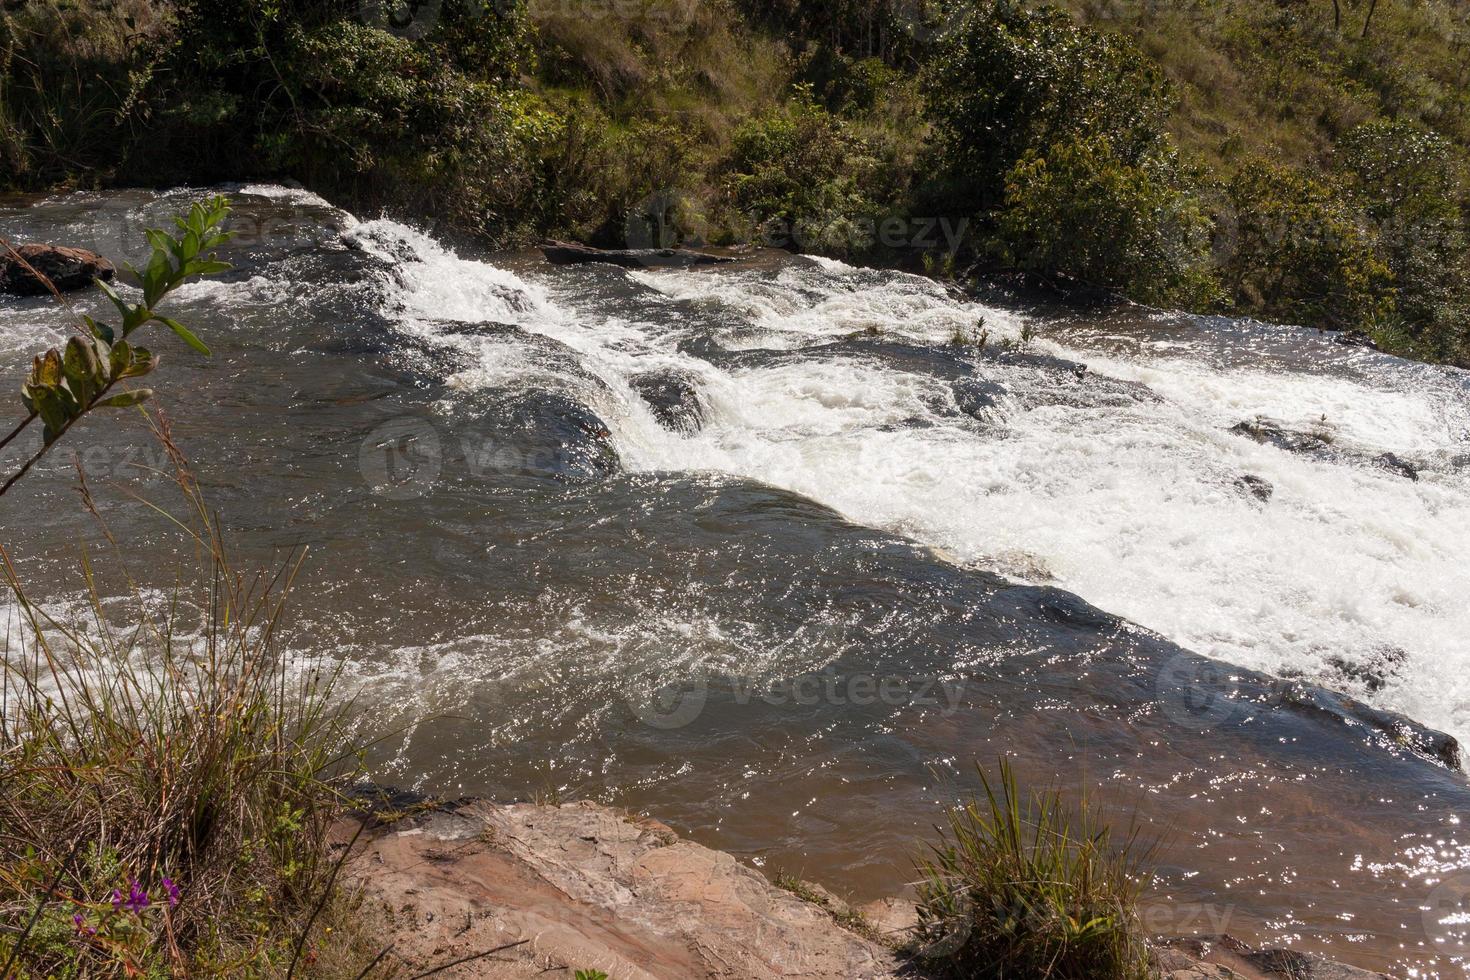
122;879;149;914
161;877;180;908
110;889;123;911
73;912;96;937
72;912;83;930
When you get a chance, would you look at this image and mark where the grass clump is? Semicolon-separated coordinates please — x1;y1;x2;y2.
0;450;375;976
912;761;1154;980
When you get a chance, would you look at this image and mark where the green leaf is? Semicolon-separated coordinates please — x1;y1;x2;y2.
157;317;211;356
84;316;115;345
186;259;233;277
30;387;71;445
61;337;102;406
95;389;153;409
118;348;157;379
96;279;133;323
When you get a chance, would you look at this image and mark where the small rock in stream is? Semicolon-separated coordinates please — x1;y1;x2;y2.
632;372;706;433
1;243;115;295
1235;475;1274;502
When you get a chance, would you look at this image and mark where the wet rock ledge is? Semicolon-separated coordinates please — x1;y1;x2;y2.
339;797;1390;980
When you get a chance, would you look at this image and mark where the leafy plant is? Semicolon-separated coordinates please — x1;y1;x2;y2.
997;134;1217;306
912;760;1154;979
1220;161;1394;333
0;195;232;496
922;1;1175;211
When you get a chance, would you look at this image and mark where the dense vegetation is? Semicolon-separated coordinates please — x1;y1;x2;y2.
4;0;1470;363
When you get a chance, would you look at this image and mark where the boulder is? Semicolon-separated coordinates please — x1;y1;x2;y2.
632;373;706;433
1;244;115;295
1230;417;1332;454
1332;330;1379;350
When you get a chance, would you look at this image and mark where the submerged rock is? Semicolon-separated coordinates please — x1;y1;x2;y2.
1373;452;1419;481
1325;647;1406;694
632;372;707;433
1;243;115;295
1230;417;1333;454
496;392;620;481
1153;935;1390;979
951;377;1008;420
1234;475;1274;502
1282;683;1461;771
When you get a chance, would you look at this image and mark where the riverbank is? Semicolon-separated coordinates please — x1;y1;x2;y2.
340;796;1392;979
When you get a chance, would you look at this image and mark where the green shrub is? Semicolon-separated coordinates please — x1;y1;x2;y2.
1336;119;1470;362
1221;160;1394;332
997;134;1218;306
723;89;886;256
0;0;174;187
913;761;1153;980
922;1;1175;210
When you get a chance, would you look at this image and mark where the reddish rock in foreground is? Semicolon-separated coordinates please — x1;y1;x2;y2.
340;799;907;979
1;243;115;295
339;799;1394;980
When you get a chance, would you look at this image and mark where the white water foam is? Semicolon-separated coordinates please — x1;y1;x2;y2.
357;228;1470;744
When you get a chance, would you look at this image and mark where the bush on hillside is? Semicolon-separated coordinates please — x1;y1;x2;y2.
922;1;1175;211
1221;161;1394;333
997;134;1217;306
724;91;887;256
0;0;175;186
1337;120;1470;361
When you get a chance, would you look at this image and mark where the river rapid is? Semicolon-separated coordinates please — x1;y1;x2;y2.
4;186;1470;975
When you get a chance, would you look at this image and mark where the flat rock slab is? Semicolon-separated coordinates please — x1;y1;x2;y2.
340;800;908;979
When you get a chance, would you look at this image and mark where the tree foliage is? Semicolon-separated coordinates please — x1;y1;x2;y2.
1222;162;1394;333
922;1;1175;210
998;135;1216;305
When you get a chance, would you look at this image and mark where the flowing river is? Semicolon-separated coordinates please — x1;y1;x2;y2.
4;186;1470;976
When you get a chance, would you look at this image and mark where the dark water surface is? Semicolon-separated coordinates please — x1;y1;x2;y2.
4;187;1470;975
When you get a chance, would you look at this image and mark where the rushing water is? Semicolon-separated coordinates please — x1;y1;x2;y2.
5;186;1470;975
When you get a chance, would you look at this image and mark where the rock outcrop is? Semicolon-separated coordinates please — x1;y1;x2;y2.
341;799;907;979
1;244;115;295
341;798;1400;980
1153;935;1390;979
